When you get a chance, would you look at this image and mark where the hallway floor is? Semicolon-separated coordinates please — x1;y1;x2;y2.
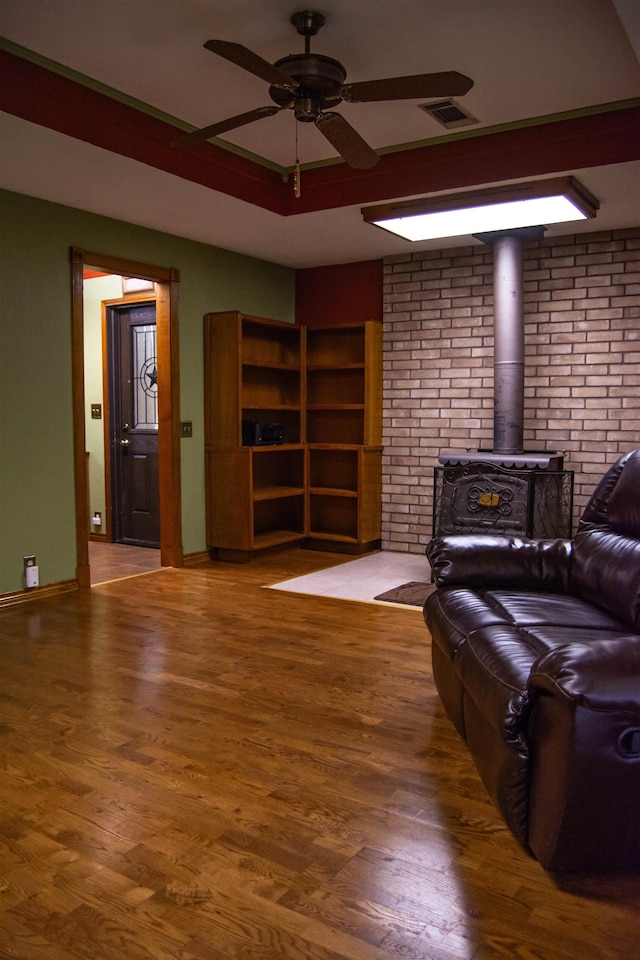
88;541;161;584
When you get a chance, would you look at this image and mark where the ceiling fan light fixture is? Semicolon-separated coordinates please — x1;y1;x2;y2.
295;96;322;121
362;176;599;241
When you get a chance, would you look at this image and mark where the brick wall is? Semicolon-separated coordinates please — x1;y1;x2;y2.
381;227;640;553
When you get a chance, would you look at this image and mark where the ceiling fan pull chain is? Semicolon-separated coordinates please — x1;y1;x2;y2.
294;124;301;198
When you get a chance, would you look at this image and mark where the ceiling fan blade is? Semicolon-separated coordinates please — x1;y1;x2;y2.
341;70;474;102
204;39;299;90
315;112;379;170
171;106;281;148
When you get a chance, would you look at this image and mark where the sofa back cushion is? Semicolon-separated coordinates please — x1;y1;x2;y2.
579;448;640;534
570;450;640;630
607;453;640;538
570;529;640;630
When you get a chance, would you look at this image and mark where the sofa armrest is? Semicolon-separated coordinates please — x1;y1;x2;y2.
529;637;640;714
426;534;572;591
527;637;640;871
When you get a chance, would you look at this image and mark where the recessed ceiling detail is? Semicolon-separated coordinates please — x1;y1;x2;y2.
1;0;639;267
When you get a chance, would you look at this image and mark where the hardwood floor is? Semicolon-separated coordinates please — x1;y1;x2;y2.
1;547;638;959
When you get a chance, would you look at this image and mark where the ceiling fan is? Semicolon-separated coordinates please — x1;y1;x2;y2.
172;10;474;170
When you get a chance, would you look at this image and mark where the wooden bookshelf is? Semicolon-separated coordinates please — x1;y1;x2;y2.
305;322;382;552
204;312;382;559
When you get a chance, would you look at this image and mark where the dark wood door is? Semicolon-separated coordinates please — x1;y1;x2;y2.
108;302;160;547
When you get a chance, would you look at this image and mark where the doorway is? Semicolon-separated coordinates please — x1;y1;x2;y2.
71;248;182;589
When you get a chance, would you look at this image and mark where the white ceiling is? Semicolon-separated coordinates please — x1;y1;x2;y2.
1;0;639;267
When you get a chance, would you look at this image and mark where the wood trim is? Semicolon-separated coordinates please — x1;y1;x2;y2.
0;579;79;608
71;248;183;587
158;275;183;567
80;247;175;284
71;251;91;588
182;550;211;567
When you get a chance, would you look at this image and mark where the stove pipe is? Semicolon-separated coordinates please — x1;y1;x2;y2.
477;226;545;455
493;233;524;454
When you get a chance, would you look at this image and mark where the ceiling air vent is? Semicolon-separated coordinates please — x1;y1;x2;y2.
419;99;478;129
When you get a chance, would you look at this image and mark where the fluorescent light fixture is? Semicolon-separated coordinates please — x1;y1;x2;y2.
362;176;598;241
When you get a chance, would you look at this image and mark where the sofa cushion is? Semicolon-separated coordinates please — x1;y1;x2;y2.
424;587;511;662
579;450;632;527
484;590;627;630
607;453;640;538
569;528;640;630
426;587;624;666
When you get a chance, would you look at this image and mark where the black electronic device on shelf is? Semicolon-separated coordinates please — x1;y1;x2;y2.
242;420;284;446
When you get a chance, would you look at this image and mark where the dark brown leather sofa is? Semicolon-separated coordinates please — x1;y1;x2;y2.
424;449;640;872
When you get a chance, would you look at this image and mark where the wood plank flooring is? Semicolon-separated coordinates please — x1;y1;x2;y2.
1;547;638;959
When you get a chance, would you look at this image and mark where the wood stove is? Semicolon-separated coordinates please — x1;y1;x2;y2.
433;227;574;539
433;451;573;538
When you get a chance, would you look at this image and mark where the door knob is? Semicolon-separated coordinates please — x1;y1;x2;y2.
120;438;130;447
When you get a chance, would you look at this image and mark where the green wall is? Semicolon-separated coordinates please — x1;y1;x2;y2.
0;189;295;594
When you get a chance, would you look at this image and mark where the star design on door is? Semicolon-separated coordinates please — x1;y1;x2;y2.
141;357;158;397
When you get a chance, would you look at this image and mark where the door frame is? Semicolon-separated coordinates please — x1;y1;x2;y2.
71;247;182;588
